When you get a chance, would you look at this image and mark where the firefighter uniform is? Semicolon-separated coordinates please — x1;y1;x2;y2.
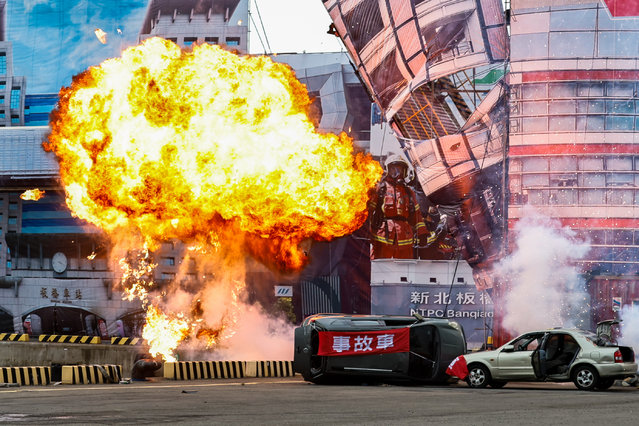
369;155;429;259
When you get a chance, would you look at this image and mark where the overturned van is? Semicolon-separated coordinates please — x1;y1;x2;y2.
294;313;467;384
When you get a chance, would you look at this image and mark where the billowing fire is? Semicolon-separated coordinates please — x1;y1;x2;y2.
20;189;46;201
44;37;382;360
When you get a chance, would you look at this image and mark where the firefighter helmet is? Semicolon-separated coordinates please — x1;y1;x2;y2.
384;154;414;183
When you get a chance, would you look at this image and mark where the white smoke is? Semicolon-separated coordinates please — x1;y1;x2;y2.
620;305;639;357
497;206;590;335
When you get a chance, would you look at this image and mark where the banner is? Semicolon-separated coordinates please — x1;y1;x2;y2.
317;328;410;356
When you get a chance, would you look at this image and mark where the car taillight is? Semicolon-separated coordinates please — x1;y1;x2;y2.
614;350;623;363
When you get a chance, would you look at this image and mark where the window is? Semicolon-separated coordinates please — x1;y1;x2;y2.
183;37;197;46
550;156;577;171
162;257;175;266
8;217;16;225
511;33;548;60
9;202;17;210
225;37;240;46
522;117;547;132
522;157;548;172
549;32;595;58
522;174;549;187
607;100;634;114
161;272;175;280
549;100;575;114
606;82;634;97
10;89;20;109
606;157;633;171
607;189;633;205
580;189;604;204
205;37;218;45
522;83;547;100
579;173;604;187
550;9;596;31
549;82;576;98
577;83;603;97
522;101;546;115
0;53;6;75
606;173;634;186
606;116;634;131
577;100;604;113
549;116;575;131
598;32;639;58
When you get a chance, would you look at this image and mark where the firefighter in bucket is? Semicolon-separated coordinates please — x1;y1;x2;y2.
369;154;430;259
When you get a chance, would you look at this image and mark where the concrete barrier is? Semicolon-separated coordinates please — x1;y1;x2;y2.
0;341;141;374
110;337;144;345
246;361;294;378
0;333;29;342
0;366;50;385
38;335;101;344
164;361;245;380
163;361;295;380
61;364;122;384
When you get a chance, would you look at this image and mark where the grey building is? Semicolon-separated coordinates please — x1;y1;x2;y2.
139;0;249;52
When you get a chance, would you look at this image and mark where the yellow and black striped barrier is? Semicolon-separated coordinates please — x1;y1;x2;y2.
110;337;145;345
61;364;122;385
164;361;295;380
164;361;245;380
38;335;101;344
0;333;29;342
246;361;294;378
0;366;50;385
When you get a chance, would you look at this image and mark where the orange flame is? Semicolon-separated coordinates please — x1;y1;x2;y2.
44;37;381;270
142;304;189;362
20;189;45;201
43;37;382;360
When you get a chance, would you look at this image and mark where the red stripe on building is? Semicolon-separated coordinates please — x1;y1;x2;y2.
510;144;639;156
603;0;639;17
508;218;638;229
522;70;639;83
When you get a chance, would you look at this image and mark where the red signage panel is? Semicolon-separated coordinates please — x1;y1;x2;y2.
317;328;410;356
604;0;639;17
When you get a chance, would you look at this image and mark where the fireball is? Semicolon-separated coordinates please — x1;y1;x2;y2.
45;37;381;271
44;37;382;360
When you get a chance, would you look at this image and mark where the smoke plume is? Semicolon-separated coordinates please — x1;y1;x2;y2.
497;206;590;335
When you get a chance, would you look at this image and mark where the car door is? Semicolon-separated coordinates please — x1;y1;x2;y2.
531;333;553;379
496;333;544;379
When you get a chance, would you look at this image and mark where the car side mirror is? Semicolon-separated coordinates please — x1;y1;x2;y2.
501;344;514;352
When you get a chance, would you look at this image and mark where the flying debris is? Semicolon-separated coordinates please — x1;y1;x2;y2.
94;28;107;44
20;189;45;201
117;28;123;35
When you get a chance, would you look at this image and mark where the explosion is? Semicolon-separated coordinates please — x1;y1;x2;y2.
20;189;46;201
44;37;382;360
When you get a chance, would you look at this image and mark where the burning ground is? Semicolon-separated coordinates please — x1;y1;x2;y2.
44;37;382;360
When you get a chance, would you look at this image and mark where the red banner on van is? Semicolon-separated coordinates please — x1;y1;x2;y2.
317;328;410;356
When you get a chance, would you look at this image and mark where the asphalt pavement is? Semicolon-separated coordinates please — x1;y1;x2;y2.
1;376;637;425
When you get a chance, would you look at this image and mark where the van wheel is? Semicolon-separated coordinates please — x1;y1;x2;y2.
572;365;598;391
466;364;490;388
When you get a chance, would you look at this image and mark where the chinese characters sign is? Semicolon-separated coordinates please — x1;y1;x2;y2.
317;328;410;356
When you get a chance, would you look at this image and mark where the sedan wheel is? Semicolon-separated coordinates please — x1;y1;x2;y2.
595;378;615;390
467;365;490;388
573;365;598;391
